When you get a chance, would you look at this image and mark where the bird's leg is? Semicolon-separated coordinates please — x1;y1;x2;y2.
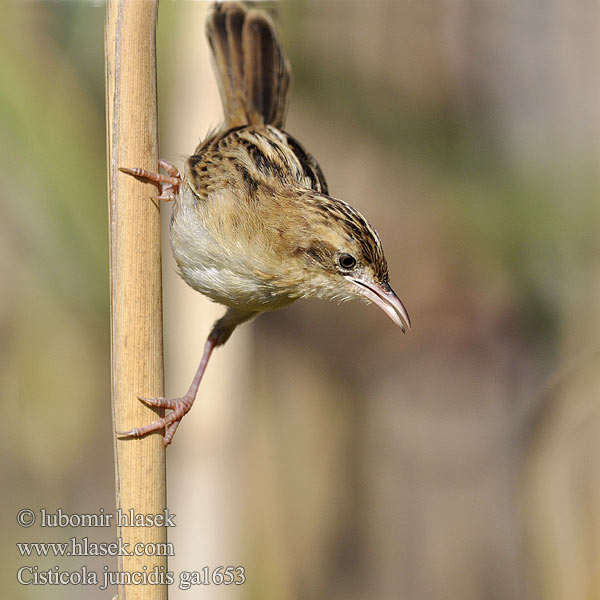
118;335;216;446
119;159;181;201
118;308;256;446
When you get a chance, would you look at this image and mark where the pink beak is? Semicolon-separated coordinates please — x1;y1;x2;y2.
351;279;411;332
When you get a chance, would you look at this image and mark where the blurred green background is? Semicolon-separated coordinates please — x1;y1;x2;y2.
3;1;600;599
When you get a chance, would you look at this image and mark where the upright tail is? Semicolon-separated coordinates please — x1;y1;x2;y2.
206;2;290;129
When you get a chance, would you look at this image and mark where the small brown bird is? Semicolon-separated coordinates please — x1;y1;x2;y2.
119;2;410;446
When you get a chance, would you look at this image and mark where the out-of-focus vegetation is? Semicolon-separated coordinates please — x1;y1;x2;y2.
3;2;599;599
1;2;113;598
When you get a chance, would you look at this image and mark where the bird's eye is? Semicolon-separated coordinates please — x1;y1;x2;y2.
338;253;357;270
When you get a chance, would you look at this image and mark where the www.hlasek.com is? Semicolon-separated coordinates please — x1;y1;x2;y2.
16;508;246;589
17;537;174;558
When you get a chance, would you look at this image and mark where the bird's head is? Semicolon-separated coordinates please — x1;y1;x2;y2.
286;193;411;332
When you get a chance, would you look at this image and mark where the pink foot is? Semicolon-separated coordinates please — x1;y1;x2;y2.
119;159;181;201
117;394;194;447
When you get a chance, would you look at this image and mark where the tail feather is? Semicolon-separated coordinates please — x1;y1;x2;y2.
206;2;290;129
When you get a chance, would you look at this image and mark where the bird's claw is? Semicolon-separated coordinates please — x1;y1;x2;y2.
117;394;194;446
119;159;181;202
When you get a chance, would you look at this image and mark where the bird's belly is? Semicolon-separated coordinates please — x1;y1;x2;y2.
176;260;294;311
169;195;295;312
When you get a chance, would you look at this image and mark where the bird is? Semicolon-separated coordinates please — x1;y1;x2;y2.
119;1;410;446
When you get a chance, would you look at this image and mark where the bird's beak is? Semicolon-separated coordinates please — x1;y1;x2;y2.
351;279;411;332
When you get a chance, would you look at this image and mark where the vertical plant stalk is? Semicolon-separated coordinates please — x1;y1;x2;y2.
105;2;168;599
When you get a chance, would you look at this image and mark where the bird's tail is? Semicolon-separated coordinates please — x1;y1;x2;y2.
206;2;290;129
